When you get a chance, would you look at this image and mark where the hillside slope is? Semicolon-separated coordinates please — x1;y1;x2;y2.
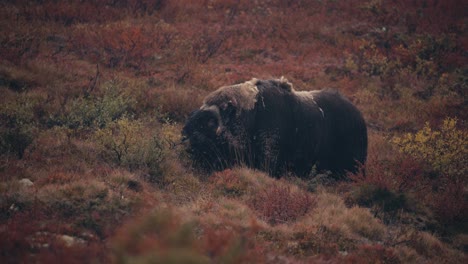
0;1;466;263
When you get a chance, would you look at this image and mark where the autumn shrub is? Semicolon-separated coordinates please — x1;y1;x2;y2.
153;86;205;122
94;117;164;178
392;117;467;181
250;180;314;225
25;126;77;167
71;21;172;71
348;155;430;218
209;169;250;198
350;149;429;192
111;209;209;264
112;207;266;263
345;1;465;101
350;184;408;215
52;81;136;131
430;178;468;225
0;210;46;263
350;118;467;226
0;22;43;64
42;181;109;216
344;131;432;218
35;178;141;238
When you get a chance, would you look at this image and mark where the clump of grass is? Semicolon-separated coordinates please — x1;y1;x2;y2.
343;244;400;264
307;191;386;242
394;229;466;263
207;168;315;225
209;169;250;198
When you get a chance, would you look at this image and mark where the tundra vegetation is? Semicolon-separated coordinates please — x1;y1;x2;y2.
0;1;466;263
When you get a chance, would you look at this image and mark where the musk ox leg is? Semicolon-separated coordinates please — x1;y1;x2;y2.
253;129;287;177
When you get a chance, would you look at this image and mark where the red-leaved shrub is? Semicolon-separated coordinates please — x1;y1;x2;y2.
250;181;314;225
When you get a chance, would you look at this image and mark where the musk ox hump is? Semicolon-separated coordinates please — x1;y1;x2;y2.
203;78;259;114
277;76;294;92
294;90;325;118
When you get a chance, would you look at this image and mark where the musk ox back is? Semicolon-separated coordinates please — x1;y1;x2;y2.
182;78;367;178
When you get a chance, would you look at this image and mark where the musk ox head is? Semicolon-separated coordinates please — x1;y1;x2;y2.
182;79;260;172
181;105;225;171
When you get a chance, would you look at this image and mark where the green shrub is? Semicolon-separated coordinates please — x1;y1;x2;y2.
53;81;136;130
94;117;164;175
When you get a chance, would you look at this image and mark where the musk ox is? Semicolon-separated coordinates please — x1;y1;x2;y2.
182;77;367;178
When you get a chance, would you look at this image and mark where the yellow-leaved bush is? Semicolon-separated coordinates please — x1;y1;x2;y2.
94;117;164;175
392;117;467;180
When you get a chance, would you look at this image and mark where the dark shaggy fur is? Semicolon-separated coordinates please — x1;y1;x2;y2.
182;78;367;178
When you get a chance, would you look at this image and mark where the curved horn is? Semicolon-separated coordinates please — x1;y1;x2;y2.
200;104;224;135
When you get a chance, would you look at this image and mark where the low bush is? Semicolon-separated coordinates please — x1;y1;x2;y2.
351;184;408;214
209;169;250;198
50;80;136;131
310;191;386;242
250;180;314;225
348;153;429;216
94;117;164;177
392;117;467;181
392;117;467;224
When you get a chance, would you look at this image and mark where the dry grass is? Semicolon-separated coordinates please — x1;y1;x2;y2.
303;190;386;242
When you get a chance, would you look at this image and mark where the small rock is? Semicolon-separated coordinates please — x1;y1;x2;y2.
59;235;85;247
9;204;19;211
81;232;95;240
19;178;33;187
